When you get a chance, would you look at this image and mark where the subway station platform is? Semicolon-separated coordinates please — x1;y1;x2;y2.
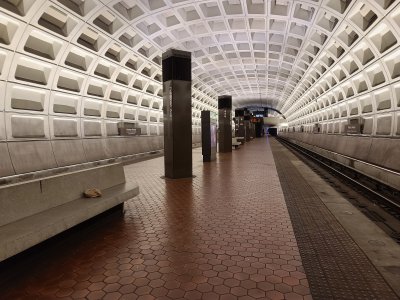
1;138;399;300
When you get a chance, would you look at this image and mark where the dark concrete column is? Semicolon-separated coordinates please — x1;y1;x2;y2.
244;111;251;142
162;49;192;179
201;111;217;162
255;117;264;138
235;109;245;142
250;122;256;139
218;95;232;153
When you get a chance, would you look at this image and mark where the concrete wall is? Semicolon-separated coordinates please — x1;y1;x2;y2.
0;1;214;177
280;132;400;173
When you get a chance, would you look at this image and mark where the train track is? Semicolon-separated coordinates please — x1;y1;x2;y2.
276;136;400;244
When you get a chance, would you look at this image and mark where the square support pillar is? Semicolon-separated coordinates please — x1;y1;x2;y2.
235;109;245;142
162;49;192;179
201;111;217;162
218;95;232;153
244;113;251;142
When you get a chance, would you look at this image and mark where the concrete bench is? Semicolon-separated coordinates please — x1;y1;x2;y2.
236;137;245;144
232;137;241;149
0;163;139;262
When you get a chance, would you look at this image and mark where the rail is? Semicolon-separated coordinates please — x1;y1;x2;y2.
276;136;400;214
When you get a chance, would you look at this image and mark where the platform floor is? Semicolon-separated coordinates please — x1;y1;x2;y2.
0;138;398;299
270;139;398;300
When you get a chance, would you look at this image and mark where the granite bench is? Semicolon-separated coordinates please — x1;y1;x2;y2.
0;163;139;262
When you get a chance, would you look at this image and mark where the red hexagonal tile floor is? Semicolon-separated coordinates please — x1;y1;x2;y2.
0;139;311;299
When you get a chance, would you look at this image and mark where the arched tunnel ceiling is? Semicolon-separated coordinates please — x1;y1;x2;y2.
108;0;400;113
0;0;400;121
0;0;400;177
120;0;325;109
